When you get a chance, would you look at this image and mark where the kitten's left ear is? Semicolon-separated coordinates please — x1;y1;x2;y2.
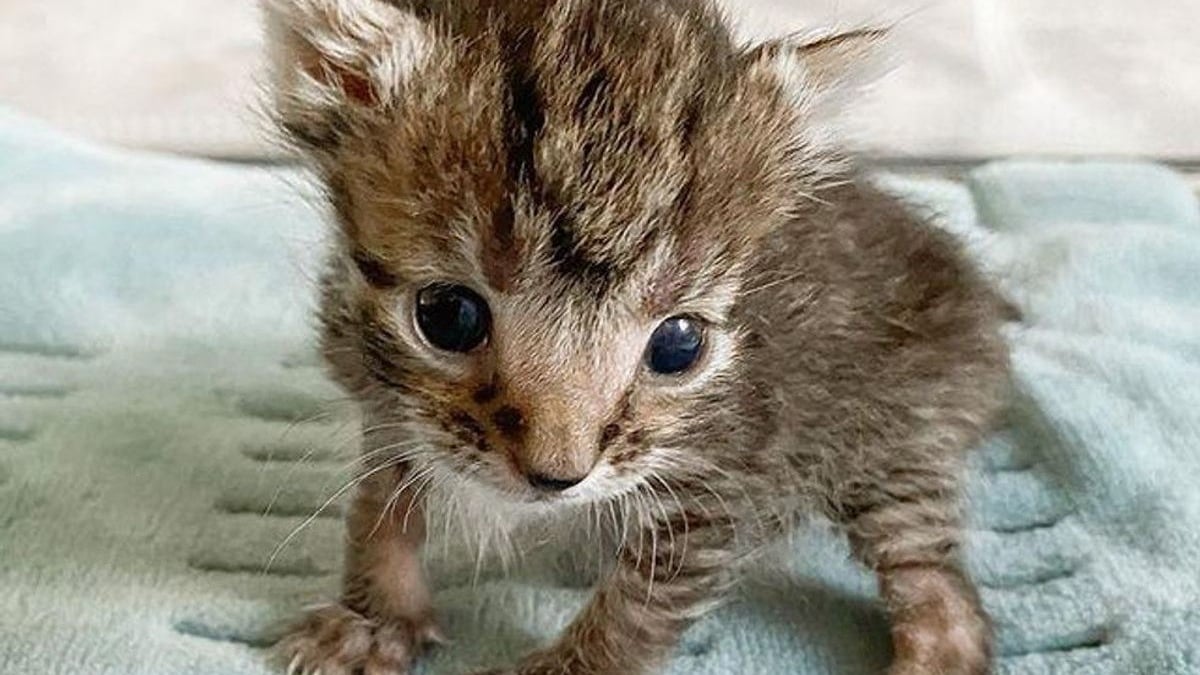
742;27;888;114
261;0;435;152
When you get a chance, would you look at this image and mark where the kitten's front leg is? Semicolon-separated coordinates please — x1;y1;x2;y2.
479;515;737;675
277;464;441;675
841;453;993;675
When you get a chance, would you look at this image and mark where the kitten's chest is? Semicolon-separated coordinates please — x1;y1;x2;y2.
419;483;619;588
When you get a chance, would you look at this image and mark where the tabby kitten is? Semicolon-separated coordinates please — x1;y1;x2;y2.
263;1;1009;673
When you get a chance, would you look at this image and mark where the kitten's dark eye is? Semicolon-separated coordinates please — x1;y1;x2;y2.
645;316;705;375
415;284;490;353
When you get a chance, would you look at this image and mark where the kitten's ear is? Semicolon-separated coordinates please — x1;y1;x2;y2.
261;0;434;149
743;28;888;113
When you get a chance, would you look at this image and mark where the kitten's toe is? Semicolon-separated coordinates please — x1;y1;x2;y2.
880;564;993;675
887;611;992;675
276;603;441;675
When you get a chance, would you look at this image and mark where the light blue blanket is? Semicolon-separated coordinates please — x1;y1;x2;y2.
1;109;1198;674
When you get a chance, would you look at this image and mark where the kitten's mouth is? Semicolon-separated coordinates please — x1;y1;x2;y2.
437;451;618;506
515;478;589;504
465;465;599;506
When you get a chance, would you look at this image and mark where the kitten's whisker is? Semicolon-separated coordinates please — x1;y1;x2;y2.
259;419;362;519
264;457;404;575
345;439;425;473
403;471;437;536
369;461;435;540
643;475;676;582
649;472;690;580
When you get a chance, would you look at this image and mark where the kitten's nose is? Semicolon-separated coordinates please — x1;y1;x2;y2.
526;472;584;492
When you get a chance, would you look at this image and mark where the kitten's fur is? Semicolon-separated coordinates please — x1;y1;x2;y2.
263;1;1009;673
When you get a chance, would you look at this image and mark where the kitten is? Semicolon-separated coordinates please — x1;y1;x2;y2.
263;1;1009;673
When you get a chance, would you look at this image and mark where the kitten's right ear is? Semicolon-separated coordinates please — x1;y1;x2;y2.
261;0;434;151
742;27;888;117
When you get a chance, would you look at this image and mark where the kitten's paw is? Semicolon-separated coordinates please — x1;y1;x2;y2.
276;603;443;675
889;656;989;675
883;565;993;675
887;610;991;675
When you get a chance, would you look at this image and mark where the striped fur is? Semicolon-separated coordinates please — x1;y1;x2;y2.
264;1;1009;674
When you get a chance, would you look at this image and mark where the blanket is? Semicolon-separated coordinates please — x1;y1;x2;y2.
1;109;1198;674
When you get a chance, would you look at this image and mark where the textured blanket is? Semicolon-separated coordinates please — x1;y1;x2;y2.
1;110;1198;674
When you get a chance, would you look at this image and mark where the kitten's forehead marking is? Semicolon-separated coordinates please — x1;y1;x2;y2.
473;1;737;295
332;0;811;319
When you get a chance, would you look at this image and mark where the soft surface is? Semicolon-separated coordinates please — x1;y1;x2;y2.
2;0;1198;159
1;111;1198;674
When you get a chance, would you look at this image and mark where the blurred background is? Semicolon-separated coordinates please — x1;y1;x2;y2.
1;0;1197;164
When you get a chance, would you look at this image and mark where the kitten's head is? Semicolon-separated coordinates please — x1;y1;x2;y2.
263;0;879;504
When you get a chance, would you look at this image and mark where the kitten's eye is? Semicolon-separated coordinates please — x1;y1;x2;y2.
645;316;705;375
415;284;490;353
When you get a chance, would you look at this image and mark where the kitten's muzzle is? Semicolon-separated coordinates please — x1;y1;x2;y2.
525;471;586;493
